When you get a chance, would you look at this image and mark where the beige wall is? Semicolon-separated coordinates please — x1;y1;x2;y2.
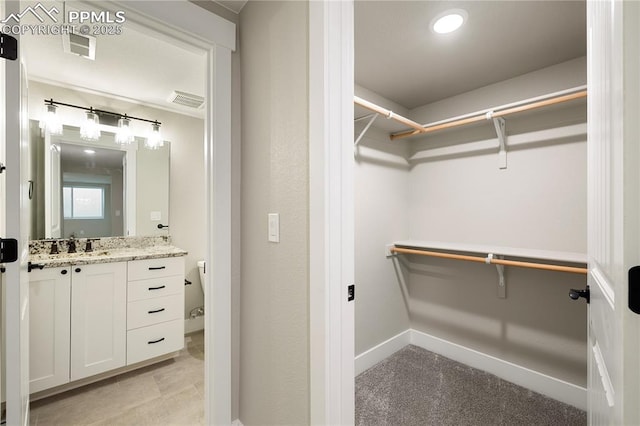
28;81;206;328
354;125;412;355
239;1;310;424
355;58;588;387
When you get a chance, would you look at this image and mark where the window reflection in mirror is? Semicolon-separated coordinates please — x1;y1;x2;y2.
29;120;170;240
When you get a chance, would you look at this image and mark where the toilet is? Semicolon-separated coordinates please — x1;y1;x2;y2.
197;260;206;294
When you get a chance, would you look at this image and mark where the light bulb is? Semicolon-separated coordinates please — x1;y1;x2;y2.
44;104;63;135
145;122;163;150
115;117;134;145
80;111;101;141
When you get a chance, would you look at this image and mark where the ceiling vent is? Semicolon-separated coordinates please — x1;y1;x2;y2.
167;90;205;109
62;32;96;60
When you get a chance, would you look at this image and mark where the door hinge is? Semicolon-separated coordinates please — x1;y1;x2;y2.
348;284;355;302
629;266;640;314
0;238;18;263
0;32;18;61
0;162;6;173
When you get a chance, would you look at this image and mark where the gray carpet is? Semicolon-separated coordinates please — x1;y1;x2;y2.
355;345;586;426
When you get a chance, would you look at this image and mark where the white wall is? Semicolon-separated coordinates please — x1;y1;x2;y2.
354;125;411;355
239;1;310;424
28;81;206;329
355;57;588;387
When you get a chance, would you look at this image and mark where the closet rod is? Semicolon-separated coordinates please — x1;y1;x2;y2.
390;88;588;141
391;247;588;275
354;96;427;135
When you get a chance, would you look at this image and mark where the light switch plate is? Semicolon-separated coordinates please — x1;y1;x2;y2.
150;211;161;221
268;213;279;243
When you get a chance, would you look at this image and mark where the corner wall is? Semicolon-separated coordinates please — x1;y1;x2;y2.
239;1;310;424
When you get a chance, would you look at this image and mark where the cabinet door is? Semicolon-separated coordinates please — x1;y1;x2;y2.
29;267;71;393
70;262;127;381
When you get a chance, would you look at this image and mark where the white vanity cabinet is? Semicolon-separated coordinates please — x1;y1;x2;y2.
126;257;185;365
70;262;127;381
28;255;184;394
29;262;127;392
29;266;71;393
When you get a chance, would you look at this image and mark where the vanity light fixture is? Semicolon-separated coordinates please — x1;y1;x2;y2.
115;116;135;145
43;102;63;135
80;109;101;141
43;99;162;149
145;121;164;150
431;9;467;34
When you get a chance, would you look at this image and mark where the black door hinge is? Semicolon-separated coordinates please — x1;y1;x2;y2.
0;32;18;61
0;163;5;174
0;238;18;263
348;284;355;302
629;266;640;314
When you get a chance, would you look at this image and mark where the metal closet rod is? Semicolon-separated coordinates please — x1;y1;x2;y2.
390;247;588;275
353;87;587;141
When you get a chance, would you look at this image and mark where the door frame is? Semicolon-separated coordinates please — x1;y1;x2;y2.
309;1;355;424
3;1;236;424
107;3;236;424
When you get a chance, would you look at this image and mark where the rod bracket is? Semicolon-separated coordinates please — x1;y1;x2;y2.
491;117;507;169
486;253;506;298
385;244;396;258
354;113;378;146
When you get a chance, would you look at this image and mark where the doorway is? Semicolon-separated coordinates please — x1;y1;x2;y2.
1;1;235;424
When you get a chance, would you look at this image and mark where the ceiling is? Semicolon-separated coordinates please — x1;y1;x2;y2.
19;1;586;121
355;0;586;110
20;0;206;118
214;0;247;14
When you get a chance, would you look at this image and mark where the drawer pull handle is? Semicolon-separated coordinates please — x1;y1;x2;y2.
148;338;165;344
148;308;166;314
148;285;166;291
148;266;166;271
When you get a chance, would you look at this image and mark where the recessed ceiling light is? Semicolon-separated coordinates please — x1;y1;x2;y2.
84;149;96;155
432;9;467;34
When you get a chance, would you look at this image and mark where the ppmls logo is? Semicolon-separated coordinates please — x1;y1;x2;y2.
1;2;60;24
1;2;125;36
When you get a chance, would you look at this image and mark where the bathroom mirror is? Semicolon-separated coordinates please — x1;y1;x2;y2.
29;120;170;240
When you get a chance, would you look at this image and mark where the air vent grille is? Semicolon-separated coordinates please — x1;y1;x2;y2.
63;32;96;60
167;91;205;109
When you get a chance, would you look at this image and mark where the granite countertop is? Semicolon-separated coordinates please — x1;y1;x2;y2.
29;236;188;268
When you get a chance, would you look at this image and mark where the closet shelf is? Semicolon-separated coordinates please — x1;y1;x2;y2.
388;240;587;275
354;86;587;142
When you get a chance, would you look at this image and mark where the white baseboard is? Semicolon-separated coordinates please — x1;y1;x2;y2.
355;328;587;411
231;419;244;426
355;329;411;375
184;316;205;334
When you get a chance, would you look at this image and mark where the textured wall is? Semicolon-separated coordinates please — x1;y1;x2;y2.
354;125;412;356
239;1;310;424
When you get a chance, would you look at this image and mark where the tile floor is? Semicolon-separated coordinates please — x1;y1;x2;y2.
29;331;204;426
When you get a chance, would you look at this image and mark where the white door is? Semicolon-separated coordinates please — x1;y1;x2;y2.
1;1;31;423
587;1;640;425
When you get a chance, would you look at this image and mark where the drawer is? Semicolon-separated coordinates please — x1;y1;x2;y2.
127;294;183;330
128;275;183;302
126;319;184;365
128;257;184;281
